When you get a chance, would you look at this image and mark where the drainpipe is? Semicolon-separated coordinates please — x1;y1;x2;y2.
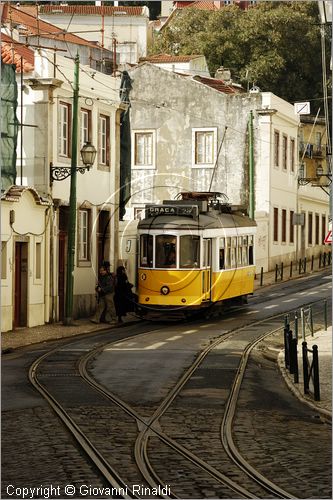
248;110;255;219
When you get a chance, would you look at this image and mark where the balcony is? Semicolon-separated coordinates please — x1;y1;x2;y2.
299;142;325;159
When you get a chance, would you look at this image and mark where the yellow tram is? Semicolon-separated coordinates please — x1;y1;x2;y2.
137;192;256;312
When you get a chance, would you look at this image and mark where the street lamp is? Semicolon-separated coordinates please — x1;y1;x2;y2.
50;141;97;182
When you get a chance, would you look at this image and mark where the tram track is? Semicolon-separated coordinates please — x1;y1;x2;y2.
27;289;330;499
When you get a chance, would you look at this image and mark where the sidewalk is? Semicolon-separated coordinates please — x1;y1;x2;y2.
278;327;332;419
1;313;140;353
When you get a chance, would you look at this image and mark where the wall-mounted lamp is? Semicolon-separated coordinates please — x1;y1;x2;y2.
50;141;97;182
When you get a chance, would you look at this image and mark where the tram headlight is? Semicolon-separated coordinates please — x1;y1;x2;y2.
160;286;170;295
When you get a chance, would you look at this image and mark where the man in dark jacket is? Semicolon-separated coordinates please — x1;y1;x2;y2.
90;265;117;324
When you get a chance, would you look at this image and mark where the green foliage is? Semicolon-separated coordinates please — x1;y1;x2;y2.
152;2;331;106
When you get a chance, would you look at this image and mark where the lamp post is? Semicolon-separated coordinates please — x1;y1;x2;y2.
51;54;96;325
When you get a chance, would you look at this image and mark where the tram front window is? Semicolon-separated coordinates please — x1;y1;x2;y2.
180;235;200;268
156;235;177;268
140;234;153;267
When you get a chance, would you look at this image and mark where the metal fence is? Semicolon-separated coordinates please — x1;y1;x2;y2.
256;252;331;286
283;300;330;402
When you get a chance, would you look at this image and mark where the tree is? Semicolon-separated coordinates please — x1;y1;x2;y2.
152;2;330;107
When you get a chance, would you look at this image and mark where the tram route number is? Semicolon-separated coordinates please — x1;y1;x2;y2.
146;205;198;218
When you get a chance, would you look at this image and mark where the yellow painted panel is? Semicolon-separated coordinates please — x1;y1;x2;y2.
138;268;203;306
211;267;255;301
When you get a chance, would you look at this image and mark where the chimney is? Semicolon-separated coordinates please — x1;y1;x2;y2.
214;67;232;82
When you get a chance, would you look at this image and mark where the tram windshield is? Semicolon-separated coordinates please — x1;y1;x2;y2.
140;234;153;267
180;235;200;268
155;235;177;268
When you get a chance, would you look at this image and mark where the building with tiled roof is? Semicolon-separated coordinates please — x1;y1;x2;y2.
139;53;211;77
1;4;99;49
1;4;116;74
20;3;151;66
1;33;34;73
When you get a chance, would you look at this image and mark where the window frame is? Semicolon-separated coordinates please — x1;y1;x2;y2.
274;130;280;167
282;134;288;171
290;138;295;173
132;129;156;169
78;209;91;264
192;127;217;168
308;212;313;245
289;210;295;244
80;108;92;149
281;209;287;243
98;114;110;167
59;101;72;158
273;207;279;242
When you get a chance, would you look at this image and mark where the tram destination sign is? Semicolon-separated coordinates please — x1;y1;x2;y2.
146;204;198;218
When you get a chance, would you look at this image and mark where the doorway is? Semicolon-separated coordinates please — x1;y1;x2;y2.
14;241;28;328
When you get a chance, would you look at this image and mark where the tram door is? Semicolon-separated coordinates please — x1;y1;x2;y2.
202;239;211;301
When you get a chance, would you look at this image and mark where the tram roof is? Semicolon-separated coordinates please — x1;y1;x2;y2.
138;210;257;230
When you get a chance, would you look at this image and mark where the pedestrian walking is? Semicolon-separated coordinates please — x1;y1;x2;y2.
90;264;117;324
114;266;135;323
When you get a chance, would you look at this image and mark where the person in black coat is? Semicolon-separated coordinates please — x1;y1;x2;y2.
114;266;135;323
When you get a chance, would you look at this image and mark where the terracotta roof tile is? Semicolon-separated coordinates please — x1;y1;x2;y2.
175;1;218;10
1;33;34;73
193;75;245;94
37;5;146;17
140;53;202;63
1;4;99;48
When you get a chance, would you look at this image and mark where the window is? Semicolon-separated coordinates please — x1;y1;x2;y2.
78;209;90;261
230;237;237;268
274;131;280;167
273;207;279;242
80;109;91;148
315;214;320;245
134;207;145;220
155;235;177;268
1;241;7;279
219;238;225;269
282;135;288;170
193;128;217;166
248;235;254;265
99;115;110;166
290;139;295;172
289;210;294;243
35;242;41;279
140;234;153;267
282;209;287;242
59;102;71;157
322;215;326;244
180;235;200;268
134;131;154;167
308;212;313;245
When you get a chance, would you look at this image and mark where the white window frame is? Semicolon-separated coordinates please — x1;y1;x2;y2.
132;130;156;169
59;102;71;157
192;127;217;168
78;209;90;262
99;114;110;166
80;109;91;148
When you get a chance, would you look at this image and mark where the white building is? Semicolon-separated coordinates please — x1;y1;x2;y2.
21;4;150;67
1;45;123;331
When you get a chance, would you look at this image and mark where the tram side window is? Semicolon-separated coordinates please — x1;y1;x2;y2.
242;236;248;266
248;235;254;265
140;234;153;267
180;235;200;268
219;237;225;269
231;237;237;268
237;236;243;266
156;235;177;268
